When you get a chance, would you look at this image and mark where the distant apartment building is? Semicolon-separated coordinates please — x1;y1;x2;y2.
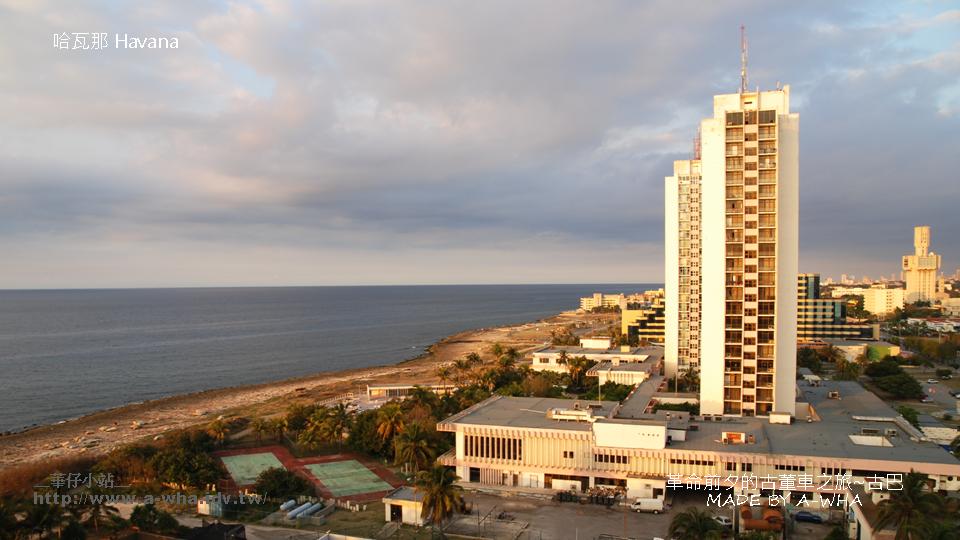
621;296;666;344
903;225;941;303
579;293;624;311
664;159;702;379
796;274;878;340
830;286;904;316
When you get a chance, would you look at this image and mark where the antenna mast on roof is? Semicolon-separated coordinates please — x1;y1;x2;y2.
740;25;748;94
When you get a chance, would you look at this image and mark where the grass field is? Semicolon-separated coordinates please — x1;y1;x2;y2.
306;459;393;497
220;451;285;486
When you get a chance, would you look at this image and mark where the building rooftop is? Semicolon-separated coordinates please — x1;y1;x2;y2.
438;396;619;432
383;486;423;503
533;345;654;357
438;381;959;468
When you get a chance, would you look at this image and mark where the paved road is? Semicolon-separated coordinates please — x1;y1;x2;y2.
922;379;958;410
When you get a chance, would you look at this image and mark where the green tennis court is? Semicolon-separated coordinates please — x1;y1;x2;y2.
220;452;285;486
305;460;392;497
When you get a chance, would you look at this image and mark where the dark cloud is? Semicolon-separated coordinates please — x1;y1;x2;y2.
0;0;957;286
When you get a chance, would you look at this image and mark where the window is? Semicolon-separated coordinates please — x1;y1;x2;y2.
742;463;753;472
563;451;575;459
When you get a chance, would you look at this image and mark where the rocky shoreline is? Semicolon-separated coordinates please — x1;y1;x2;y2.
0;310;595;468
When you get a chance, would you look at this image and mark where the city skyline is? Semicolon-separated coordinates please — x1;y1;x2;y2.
1;1;959;288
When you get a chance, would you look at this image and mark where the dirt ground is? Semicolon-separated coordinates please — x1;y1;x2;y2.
0;310;613;468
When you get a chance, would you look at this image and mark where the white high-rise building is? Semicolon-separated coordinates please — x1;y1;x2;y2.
666;85;799;417
903;225;940;303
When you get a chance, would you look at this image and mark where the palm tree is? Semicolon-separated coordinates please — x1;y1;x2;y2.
668;507;723;540
875;472;945;539
0;498;21;540
820;345;846;364
298;408;330;450
207;418;228;447
925;522;960;540
251;417;270;444
324;402;353;450
566;356;593;389
466;352;483;366
436;365;452;388
394;423;435;472
270;417;286;442
22;502;64;540
834;357;861;381
453;358;472;385
81;488;119;534
407;386;440;411
376;402;405;444
557;350;570;366
414;464;464;527
678;368;701;392
489;343;504;359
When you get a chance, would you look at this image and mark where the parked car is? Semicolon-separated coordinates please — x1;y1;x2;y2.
927;378;940;384
794;511;824;523
921;397;934;403
950;390;960;398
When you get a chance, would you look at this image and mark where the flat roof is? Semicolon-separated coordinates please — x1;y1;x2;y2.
442;396;619;432
587;361;654;374
383;486;423;503
439;381;959;467
533;346;651;356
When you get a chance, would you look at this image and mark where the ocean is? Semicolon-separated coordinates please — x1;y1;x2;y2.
0;284;657;433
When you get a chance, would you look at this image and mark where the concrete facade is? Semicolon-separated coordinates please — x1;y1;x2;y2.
903;226;941;303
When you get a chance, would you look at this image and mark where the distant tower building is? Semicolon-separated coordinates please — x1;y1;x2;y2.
664;159;702;380
902;226;940;303
665;77;799;417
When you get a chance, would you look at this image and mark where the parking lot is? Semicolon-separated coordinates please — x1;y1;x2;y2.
460;489;842;540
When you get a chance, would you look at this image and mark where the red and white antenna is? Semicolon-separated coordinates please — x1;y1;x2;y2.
740;25;748;94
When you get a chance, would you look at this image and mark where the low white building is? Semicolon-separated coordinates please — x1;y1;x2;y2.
382;486;424;526
436;381;960;505
906;318;960;333
529;342;660;374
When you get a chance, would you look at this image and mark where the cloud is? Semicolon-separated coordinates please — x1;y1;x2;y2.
0;0;957;287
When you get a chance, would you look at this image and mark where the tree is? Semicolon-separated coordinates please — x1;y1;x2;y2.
81;487;119;533
253;467;314;499
874;373;923;399
557;350;570;366
207;418;228;447
897;406;921;429
270;418;286;442
820;345;846;364
130;504;180;534
414;464;464;527
465;352;483;366
394;423;435;472
22;502;64;539
436;365;452;387
668;507;723;540
833;357;861;381
376;402;405;445
489;343;504;359
823;525;849;540
251;417;271;444
874;472;945;540
324;402;353;450
61;519;87;540
866;357;903;378
797;347;822;374
566;356;595;390
298;407;331;450
0;498;21;540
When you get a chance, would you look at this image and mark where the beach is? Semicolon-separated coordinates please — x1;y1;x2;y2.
0;309;611;468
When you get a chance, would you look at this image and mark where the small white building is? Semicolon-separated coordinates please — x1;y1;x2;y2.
382;486;424;526
530;343;661;374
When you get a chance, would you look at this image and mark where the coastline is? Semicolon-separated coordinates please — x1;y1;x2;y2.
0;309;605;468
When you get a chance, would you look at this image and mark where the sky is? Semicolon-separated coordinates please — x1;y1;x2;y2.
0;0;958;288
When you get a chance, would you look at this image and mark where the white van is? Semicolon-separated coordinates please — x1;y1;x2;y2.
630;498;665;514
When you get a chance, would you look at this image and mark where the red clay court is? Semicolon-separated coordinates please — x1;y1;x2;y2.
214;445;403;502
